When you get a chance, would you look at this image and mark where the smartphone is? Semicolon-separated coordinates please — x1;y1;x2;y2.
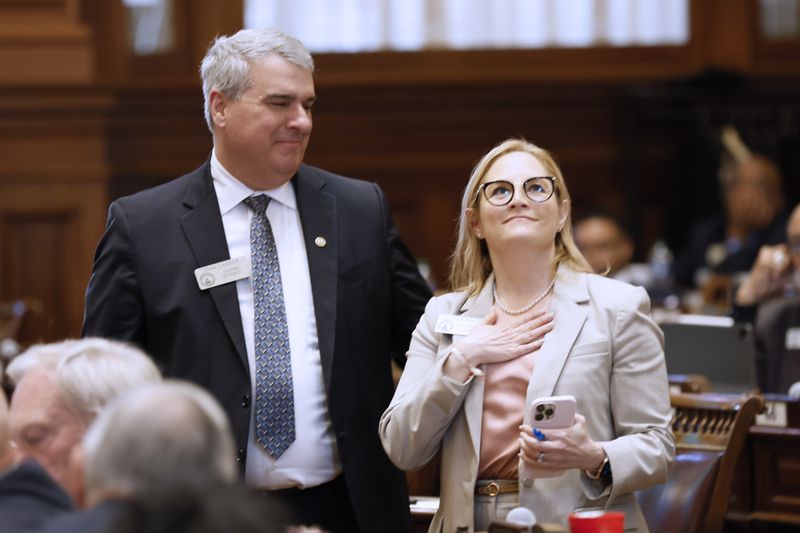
521;395;577;480
530;395;576;429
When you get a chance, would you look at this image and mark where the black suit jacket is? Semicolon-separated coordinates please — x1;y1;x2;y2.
82;162;432;532
0;461;74;532
32;500;132;533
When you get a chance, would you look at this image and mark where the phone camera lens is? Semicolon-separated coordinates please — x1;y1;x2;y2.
536;405;544;413
544;408;554;417
534;413;543;421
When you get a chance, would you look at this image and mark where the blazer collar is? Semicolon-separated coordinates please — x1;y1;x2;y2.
455;278;494;458
527;265;590;400
458;273;495;316
458;265;590;313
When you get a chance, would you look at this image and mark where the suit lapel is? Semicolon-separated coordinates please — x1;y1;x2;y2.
179;163;249;370
528;267;589;400
294;166;338;391
457;280;494;464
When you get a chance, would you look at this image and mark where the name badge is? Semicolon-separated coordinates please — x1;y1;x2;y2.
786;327;800;350
435;314;480;336
194;257;251;290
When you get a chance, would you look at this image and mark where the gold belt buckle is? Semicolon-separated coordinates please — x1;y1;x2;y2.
486;481;500;497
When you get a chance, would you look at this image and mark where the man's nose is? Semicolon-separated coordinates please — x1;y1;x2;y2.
288;105;312;131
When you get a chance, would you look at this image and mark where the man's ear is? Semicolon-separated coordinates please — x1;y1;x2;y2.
209;90;228;129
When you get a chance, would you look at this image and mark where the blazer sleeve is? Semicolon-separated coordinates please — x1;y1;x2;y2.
379;294;475;471
597;286;675;501
82;201;147;347
372;183;434;363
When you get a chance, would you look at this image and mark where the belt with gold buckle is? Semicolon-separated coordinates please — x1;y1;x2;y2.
475;480;518;496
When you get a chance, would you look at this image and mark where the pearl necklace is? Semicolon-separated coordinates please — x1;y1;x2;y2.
492;278;555;316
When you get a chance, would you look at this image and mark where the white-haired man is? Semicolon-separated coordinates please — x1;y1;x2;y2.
0;384;73;531
6;338;162;504
36;380;288;533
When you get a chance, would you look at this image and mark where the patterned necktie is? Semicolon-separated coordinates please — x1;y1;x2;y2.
243;194;295;458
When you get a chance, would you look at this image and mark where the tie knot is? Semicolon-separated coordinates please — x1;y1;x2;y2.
243;194;271;214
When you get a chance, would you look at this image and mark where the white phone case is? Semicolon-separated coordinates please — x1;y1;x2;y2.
521;395;577;480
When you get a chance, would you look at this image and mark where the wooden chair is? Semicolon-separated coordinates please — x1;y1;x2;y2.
0;298;40;397
668;373;711;393
637;391;764;533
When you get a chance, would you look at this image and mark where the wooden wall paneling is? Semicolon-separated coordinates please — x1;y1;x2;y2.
82;0;242;84
106;86;211;199
0;181;107;343
188;0;243;67
305;81;628;282
0;0;93;85
0;88;113;343
690;0;758;74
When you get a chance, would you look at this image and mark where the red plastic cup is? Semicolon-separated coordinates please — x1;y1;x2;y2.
568;510;624;533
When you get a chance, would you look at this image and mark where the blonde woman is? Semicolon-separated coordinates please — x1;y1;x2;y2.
380;139;674;532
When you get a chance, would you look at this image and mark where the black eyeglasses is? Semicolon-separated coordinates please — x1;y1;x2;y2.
477;177;556;207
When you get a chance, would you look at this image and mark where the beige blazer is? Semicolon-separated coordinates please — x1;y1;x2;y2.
380;267;674;532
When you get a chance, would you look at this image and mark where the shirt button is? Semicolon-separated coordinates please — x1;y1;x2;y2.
241;393;251;408
236;448;246;462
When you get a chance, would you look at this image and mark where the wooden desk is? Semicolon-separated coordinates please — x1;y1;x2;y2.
727;395;800;532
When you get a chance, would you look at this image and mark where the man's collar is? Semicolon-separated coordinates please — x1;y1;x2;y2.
210;149;297;214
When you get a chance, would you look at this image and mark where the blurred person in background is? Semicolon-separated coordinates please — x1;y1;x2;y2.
732;203;800;393
573;213;653;288
6;338;161;506
673;153;788;289
380;139;673;532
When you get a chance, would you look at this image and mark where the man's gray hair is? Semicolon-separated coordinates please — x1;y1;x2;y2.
83;380;237;503
200;27;314;132
6;338;161;419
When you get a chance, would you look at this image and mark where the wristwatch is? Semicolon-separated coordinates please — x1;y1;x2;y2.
585;455;612;482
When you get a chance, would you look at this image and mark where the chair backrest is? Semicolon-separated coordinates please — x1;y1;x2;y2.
668;373;711;394
637;392;763;533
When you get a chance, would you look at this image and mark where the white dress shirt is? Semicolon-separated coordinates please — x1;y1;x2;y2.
210;151;341;489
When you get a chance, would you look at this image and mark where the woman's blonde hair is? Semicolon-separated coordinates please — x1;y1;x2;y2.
449;138;591;295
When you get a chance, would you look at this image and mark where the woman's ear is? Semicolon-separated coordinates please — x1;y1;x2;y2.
558;199;570;232
466;207;483;239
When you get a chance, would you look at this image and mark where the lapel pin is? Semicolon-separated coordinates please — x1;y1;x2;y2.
314;236;327;248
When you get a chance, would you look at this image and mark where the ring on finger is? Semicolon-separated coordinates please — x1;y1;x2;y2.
537;452;545;463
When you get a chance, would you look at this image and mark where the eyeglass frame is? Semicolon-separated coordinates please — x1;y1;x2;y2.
476;176;557;207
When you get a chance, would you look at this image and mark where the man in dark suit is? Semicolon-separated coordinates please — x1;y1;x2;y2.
0;461;75;532
83;28;432;533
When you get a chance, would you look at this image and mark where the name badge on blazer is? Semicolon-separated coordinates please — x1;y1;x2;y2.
435;314;480;336
194;257;251;290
